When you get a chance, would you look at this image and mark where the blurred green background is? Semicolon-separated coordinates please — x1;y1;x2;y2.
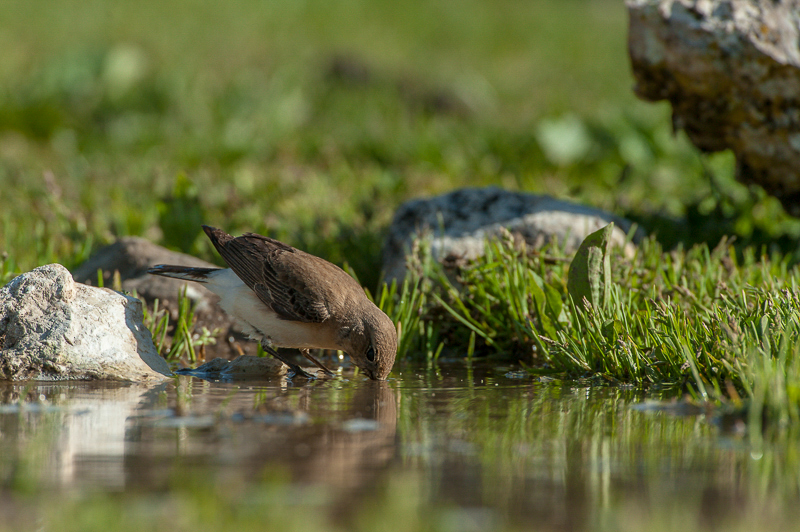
2;0;798;289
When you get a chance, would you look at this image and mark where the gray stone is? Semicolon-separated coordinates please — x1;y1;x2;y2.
382;187;639;282
72;237;251;360
0;264;171;381
627;0;800;213
72;236;219;313
176;355;289;380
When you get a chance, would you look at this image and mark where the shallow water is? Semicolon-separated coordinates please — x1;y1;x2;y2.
1;361;799;531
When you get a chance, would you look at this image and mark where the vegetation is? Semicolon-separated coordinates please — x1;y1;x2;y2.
140;290;220;365
3;0;800;286
374;224;799;432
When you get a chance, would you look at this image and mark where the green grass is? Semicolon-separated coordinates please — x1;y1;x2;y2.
381;227;800;435
140;289;220;365
3;0;800;289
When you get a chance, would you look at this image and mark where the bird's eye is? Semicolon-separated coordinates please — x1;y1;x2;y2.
366;345;375;362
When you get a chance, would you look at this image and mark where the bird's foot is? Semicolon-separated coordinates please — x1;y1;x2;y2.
261;343;316;379
288;366;316;380
300;349;336;377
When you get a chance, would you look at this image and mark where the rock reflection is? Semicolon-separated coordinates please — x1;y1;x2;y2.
0;381;166;489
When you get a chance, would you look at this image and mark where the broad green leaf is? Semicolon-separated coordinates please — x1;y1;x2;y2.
567;222;614;312
543;282;563;324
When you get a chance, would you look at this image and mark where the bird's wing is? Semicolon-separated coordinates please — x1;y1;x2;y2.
209;230;331;323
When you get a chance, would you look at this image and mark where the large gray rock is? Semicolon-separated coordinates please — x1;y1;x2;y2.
72;237;251;360
0;264;171;381
382;187;639;282
627;0;800;213
72;236;219;312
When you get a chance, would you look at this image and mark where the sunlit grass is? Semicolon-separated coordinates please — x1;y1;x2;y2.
374;228;800;429
139;288;219;364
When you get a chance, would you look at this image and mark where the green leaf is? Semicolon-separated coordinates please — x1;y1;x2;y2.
543;282;563;324
567;222;614;312
530;274;557;338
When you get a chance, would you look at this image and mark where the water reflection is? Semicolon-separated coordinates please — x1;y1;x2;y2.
124;377;398;515
1;362;799;531
0;382;165;489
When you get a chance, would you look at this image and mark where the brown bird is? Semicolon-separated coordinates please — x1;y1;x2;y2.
147;225;397;380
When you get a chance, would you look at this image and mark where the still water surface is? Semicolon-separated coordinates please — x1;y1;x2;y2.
1;361;798;531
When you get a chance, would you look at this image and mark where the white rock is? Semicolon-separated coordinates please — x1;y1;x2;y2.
628;0;800;214
0;264;171;381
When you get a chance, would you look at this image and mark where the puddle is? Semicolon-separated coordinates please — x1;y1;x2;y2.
0;362;798;531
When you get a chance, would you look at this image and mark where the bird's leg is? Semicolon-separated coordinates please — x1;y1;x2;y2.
261;340;315;379
300;348;336;377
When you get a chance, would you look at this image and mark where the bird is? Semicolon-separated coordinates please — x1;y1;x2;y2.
147;225;397;380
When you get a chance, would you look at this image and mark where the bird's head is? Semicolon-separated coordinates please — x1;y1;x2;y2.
346;304;397;380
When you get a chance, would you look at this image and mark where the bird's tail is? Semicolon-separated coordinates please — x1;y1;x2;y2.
147;265;222;283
